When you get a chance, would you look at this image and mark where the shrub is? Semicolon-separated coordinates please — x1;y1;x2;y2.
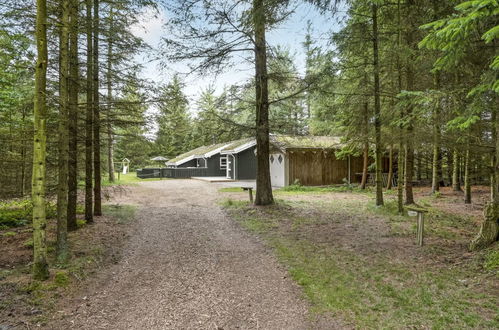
0;199;56;229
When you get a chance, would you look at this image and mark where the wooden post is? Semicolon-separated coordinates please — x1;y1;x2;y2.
242;187;254;203
407;206;428;247
417;212;424;246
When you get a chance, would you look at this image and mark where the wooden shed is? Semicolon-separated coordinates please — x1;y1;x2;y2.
269;135;386;187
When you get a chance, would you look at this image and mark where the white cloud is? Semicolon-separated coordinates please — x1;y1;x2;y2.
130;7;165;48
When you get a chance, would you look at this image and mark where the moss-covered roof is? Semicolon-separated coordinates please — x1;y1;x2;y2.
169;135;342;164
167;142;231;164
220;137;255;152
271;135;343;150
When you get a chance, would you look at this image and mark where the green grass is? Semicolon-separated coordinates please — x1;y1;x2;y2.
275;184;372;195
223;194;499;329
102;204;137;224
218;187;245;192
270;238;497;329
101;172;164;186
484;248;499;272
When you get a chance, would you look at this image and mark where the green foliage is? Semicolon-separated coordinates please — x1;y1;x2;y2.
53;271;70;287
155;75;192;158
2;231;17;237
484;247;499;271
0;199;56;229
420;0;498;92
76;219;86;228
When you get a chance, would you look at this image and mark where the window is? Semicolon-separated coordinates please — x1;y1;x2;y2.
220;156;227;169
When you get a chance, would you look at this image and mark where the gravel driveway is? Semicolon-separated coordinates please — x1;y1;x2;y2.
47;179;324;329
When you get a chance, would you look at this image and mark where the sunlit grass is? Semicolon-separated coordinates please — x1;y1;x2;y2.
101;172;164;186
222;191;499;328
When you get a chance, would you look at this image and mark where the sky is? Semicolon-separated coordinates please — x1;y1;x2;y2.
130;2;344;105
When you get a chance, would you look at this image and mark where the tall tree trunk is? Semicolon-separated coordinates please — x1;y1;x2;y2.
470;106;499;250
452;150;461;191
386;145;393;190
431;74;441;194
397;144;405;214
360;101;369;190
372;3;383;206
106;7;115;182
360;142;368;189
404;0;415;205
32;0;49;280
416;151;422;181
446;151;452;185
67;0;79;231
396;0;404;214
93;0;102;215
20;107;27;197
85;0;93;222
464;146;472;204
253;0;273;206
56;0;70;262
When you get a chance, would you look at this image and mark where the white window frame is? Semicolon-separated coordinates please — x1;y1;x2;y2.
220;156;227;169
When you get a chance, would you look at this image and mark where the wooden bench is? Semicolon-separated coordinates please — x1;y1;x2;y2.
241;186;254;203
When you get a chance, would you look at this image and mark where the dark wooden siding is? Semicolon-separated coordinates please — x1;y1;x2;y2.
236;146;257;180
161;167;208;178
177;159;197;168
350;155;365;182
206;154;226;176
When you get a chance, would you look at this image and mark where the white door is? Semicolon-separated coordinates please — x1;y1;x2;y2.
270;153;285;187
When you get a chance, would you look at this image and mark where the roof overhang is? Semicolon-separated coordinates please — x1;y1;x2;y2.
204;144;231;158
220;140;257;155
166;155;197;167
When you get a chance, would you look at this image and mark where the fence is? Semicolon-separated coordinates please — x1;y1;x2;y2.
136;167;210;179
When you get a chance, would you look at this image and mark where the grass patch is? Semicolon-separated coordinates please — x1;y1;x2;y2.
272;238;497;328
101;172;164;187
222;195;499;329
276;183;373;195
219;198;250;209
102;204;137;224
484;247;499;272
218;187;245;193
2;231;17;237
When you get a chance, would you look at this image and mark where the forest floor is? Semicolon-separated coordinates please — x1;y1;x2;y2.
1;181;497;329
221;185;499;328
38;180;332;329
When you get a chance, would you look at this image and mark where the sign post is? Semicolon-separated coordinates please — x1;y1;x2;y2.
407;206;428;246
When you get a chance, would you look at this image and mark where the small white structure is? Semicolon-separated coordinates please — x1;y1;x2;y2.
269;152;286;187
122;158;130;174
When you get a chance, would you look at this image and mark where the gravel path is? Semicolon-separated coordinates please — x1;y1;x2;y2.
48;179;322;329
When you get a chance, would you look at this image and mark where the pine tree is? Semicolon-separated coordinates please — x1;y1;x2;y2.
155;76;191;157
32;0;49;280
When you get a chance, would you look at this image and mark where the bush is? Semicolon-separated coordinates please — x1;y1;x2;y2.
0;199;57;229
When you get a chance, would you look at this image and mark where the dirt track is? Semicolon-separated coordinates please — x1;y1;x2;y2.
46;179;325;329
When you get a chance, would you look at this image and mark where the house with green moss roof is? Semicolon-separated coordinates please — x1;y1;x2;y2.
139;135;386;185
